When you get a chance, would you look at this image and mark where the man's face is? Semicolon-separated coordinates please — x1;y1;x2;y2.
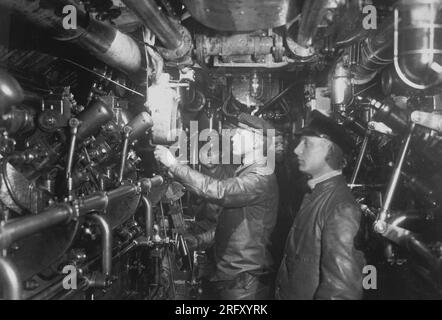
294;136;331;177
232;128;256;156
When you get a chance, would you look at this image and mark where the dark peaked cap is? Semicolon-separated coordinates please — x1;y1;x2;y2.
296;110;354;154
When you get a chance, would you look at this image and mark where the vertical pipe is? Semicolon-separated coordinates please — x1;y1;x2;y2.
88;214;112;277
142;196;153;238
0;257;22;300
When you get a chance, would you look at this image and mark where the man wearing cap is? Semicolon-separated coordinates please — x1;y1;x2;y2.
275;110;365;300
154;113;279;300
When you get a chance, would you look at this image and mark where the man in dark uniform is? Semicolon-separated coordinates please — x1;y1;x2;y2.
275;110;366;300
154;113;279;300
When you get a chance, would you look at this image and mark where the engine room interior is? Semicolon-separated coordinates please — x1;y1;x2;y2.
1;0;442;300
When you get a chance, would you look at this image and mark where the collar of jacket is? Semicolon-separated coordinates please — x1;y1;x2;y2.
307;170;343;191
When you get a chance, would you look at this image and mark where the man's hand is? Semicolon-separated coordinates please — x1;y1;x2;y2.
154;145;178;168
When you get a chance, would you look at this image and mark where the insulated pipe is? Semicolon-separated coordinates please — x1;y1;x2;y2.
0;0;142;75
88;214;112;277
353;17;395;84
0;257;22;300
121;0;183;50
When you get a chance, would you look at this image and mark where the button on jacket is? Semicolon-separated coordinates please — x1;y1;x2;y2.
169;161;279;281
276;175;365;300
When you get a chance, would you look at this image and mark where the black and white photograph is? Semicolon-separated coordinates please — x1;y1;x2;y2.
0;0;441;305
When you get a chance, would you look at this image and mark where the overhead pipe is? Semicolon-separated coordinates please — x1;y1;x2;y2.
122;0;182;50
0;0;143;76
121;0;192;61
0;257;22;300
352;17;394;84
394;0;442;90
297;0;330;49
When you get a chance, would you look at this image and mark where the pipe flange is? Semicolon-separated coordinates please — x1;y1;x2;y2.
158;23;193;62
273;34;285;63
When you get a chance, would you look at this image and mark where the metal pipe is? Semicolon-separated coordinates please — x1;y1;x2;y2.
0;204;73;249
394;0;442;90
0;184;139;249
0;0;142;75
350;131;370;187
331;55;353;112
390;213;422;227
141;196;153;238
195;34;274;57
139;176;164;194
297;0;330;49
76;98;114;141
66;118;80;201
353;17;394;84
118;127;131;183
0;69;24;115
0;257;22;300
407;236;440;272
375;124;415;234
121;0;183;50
105;185;139;202
127;112;154;143
88;214;112;277
382;222;440;272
